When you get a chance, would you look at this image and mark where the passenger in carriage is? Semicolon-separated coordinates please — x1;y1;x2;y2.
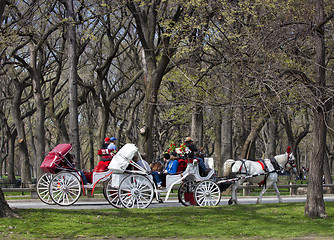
102;137;111;149
184;137;210;176
107;137;117;151
133;153;151;172
152;152;179;189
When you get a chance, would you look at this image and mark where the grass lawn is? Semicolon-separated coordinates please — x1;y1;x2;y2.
0;201;333;239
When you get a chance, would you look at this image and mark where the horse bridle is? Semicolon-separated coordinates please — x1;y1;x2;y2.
285;154;296;169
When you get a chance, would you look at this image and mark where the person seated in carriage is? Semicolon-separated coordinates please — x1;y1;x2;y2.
102;137;111;149
184;137;210;176
132;153;151;172
152;152;179;189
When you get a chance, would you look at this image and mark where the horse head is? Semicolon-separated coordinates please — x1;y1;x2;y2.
285;152;297;173
274;147;297;173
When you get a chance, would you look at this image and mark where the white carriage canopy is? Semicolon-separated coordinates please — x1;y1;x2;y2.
108;143;138;173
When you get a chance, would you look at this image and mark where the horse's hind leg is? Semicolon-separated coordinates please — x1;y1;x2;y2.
273;182;283;203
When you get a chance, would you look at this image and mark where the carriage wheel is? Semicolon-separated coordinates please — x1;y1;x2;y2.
36;173;55;205
178;180;197;206
118;175;154;209
104;176;123;208
194;180;221;206
49;172;82;206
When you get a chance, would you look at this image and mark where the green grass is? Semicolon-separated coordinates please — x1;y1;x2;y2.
1;202;334;239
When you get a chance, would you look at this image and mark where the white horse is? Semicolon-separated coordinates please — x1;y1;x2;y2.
223;147;297;204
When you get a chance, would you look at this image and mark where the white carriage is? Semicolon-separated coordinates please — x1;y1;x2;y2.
104;144;221;208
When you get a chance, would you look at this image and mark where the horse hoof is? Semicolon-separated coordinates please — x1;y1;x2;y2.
228;199;233;205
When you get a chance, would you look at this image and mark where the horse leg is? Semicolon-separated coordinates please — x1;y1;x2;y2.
228;183;237;205
229;181;242;205
273;182;283;203
256;185;269;204
256;179;274;204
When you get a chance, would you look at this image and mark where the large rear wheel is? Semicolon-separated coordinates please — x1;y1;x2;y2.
49;172;82;206
118;175;154;208
36;173;55;205
194;180;221;206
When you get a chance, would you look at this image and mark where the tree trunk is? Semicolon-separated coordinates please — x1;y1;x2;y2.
305;0;327;219
240;113;269;159
7;134;16;183
127;1;181;161
191;103;204;148
221;109;232;159
0;112;16;182
30;53;46;179
0;188;17;218
62;0;81;168
264;119;277;158
323;153;334;193
215;111;222;176
12;80;31;186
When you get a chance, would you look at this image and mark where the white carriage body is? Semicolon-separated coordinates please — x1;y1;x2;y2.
164;157;215;201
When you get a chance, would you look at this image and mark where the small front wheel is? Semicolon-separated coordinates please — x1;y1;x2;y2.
194;180;221;206
36;173;55;205
49;172;82;206
118;175;154;208
104;176;122;208
178;180;197;206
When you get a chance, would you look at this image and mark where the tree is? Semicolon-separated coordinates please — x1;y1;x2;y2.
126;0;184;161
305;0;330;219
60;0;81;167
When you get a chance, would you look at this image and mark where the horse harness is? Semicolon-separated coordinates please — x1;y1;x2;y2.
233;158;282;187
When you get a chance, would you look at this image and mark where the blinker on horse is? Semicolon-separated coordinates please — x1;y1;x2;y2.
223;147;297;205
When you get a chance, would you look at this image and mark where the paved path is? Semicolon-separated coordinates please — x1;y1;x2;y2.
8;195;334;209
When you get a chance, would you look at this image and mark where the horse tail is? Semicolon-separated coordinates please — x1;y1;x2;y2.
223;159;235;177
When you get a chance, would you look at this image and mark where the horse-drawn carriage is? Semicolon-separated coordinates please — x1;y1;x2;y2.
37;143;220;208
37;143;296;208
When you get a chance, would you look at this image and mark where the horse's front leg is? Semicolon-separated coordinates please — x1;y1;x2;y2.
256;184;271;204
273;182;283;203
229;181;241;205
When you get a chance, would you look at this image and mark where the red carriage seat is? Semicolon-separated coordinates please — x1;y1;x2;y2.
93;161;111;172
177;159;187;173
40;144;73;174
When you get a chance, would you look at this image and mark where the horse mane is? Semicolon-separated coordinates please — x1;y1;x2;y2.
273;152;288;167
223;159;235;177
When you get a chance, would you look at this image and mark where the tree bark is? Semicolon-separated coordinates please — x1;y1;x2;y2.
61;0;81;167
0;189;17;218
263;119;277;158
215;111;222;176
30;45;46;179
305;0;327;219
191;103;204;147
240;112;269;159
12;79;31;186
0;111;16;182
